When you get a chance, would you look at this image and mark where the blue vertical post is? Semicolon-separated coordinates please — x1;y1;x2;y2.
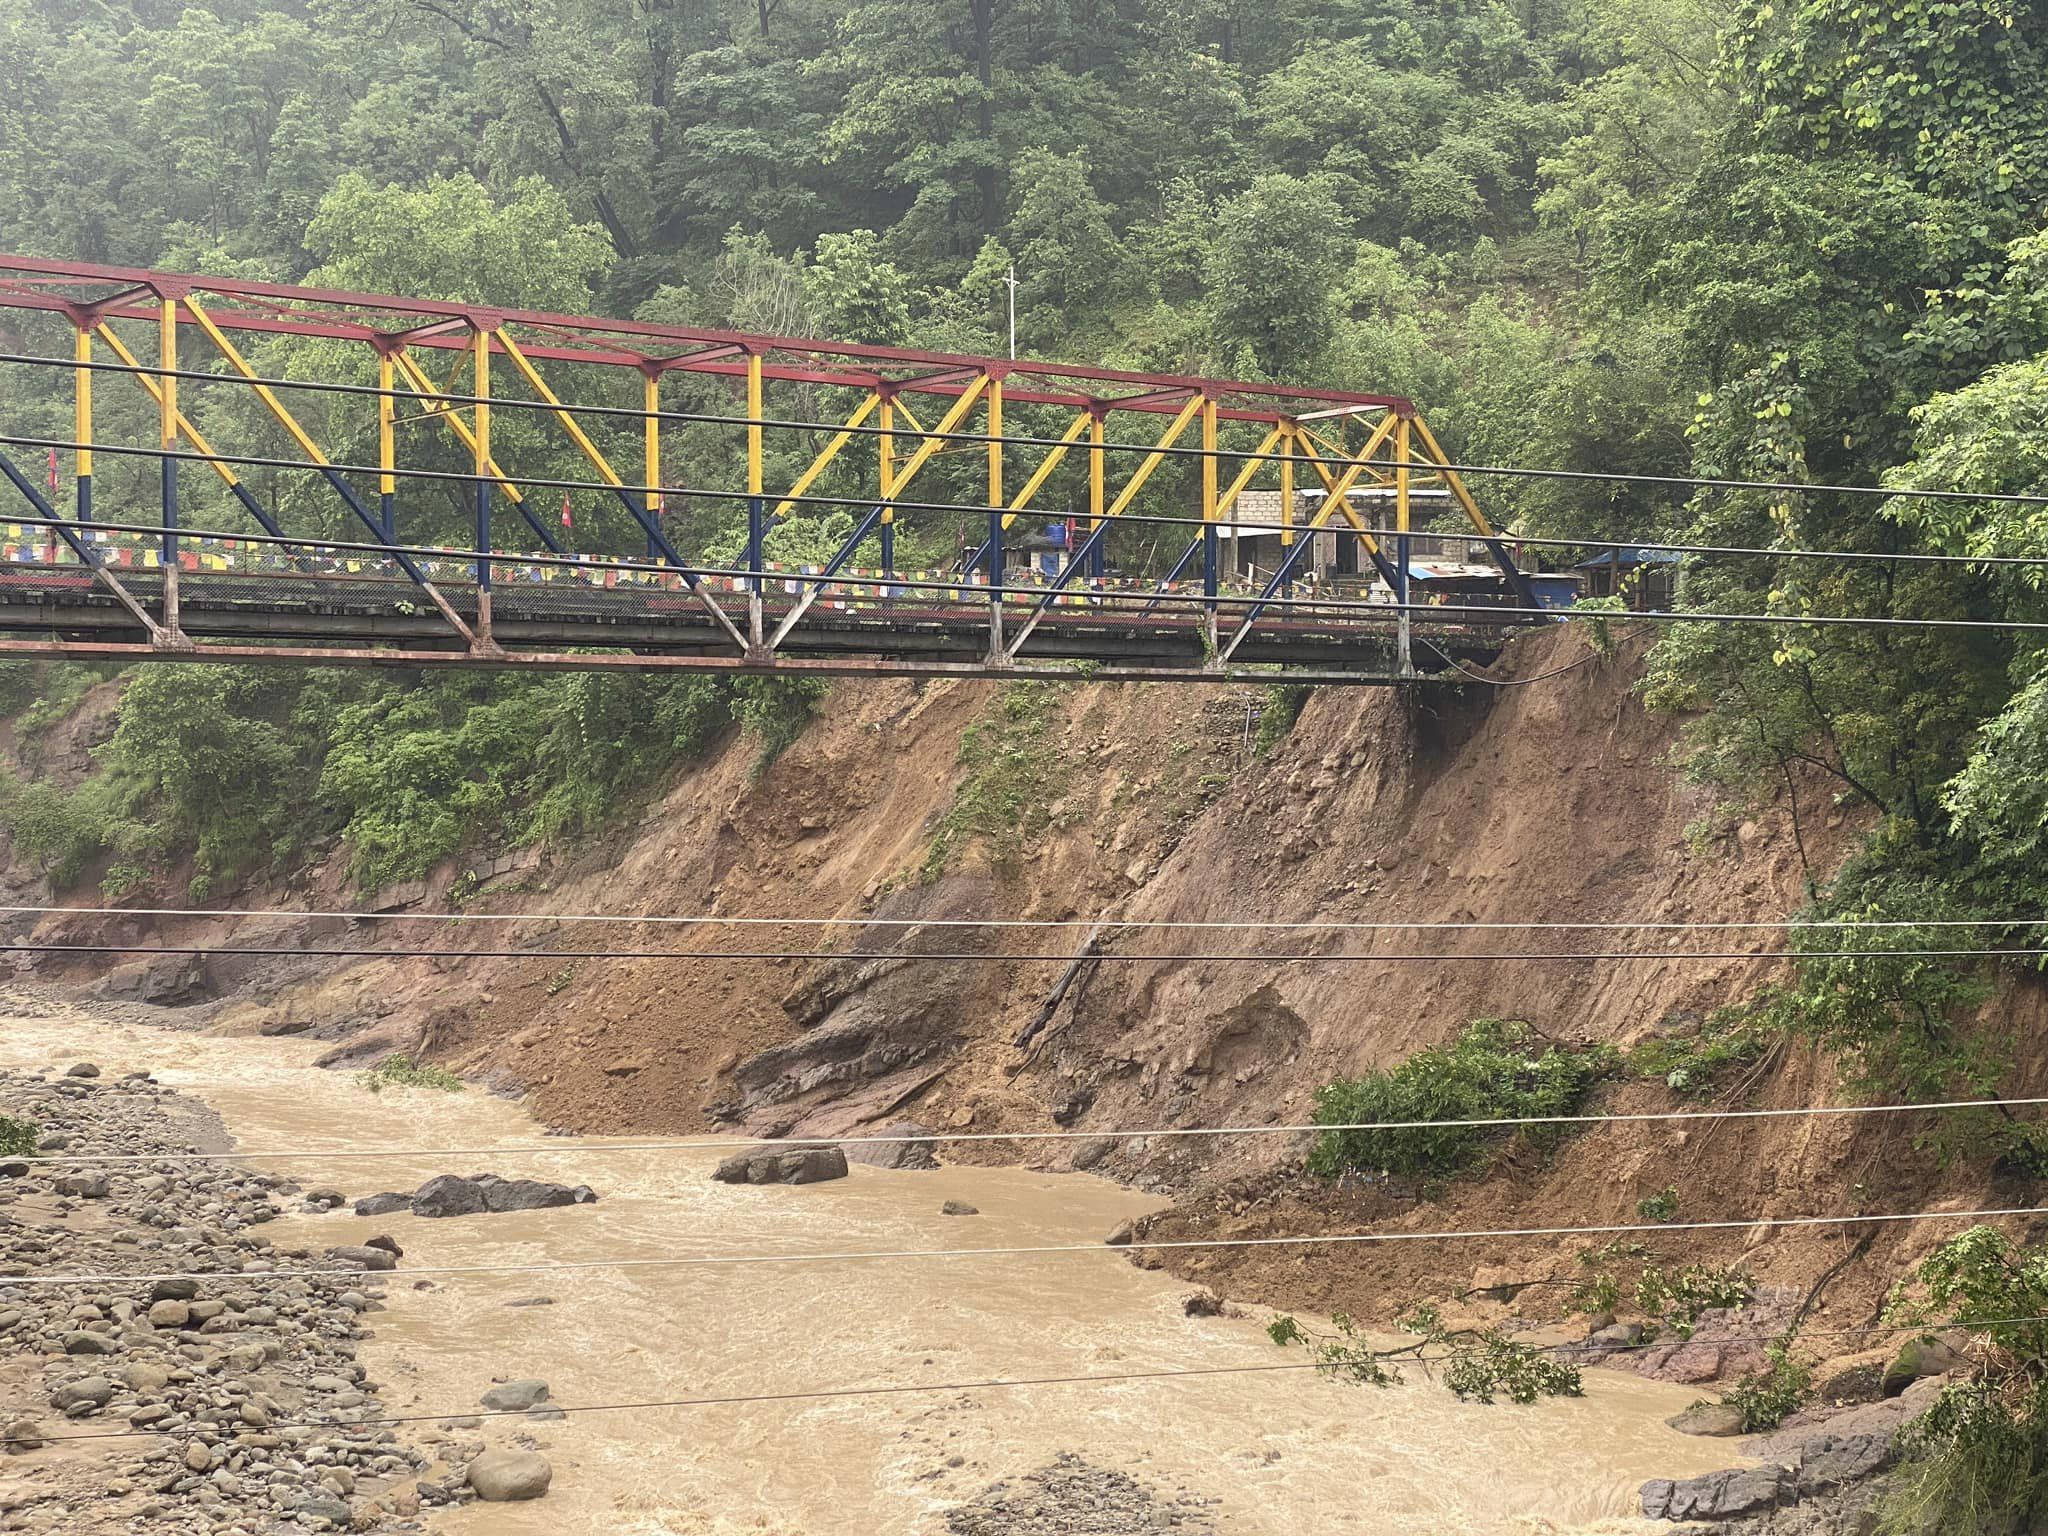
880;519;895;575
381;492;396;544
474;480;491;590
748;496;765;592
987;512;1003;590
1202;524;1218;602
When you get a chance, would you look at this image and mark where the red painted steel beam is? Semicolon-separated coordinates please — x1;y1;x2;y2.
0;254;1414;418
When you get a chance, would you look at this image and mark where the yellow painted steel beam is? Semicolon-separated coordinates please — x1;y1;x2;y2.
1395;415;1412;538
889;376;991;494
1000;408;1093;528
1409;411;1499;538
159;298;177;454
987;378;1003;508
1279;425;1295;547
472;329;491;492
746;353;764;501
73;329;92;479
495;330;627;492
1213;423;1288;523
642;373;661;509
1201;397;1218;524
1105;394;1204;520
377;354;396;498
1088;412;1104;534
183;297;351;470
879;397;896;520
388;349;526;504
767;392;880;521
93;322;242;490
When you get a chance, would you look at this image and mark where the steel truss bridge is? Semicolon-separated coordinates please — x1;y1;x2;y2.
0;256;1549;684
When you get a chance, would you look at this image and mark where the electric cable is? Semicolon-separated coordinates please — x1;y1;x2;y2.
24;1094;2048;1168
14;1203;2042;1288
8;348;2048;518
1423;629;1654;686
16;1310;2048;1448
1;495;2039;643
16;902;2044;933
9;941;2048;963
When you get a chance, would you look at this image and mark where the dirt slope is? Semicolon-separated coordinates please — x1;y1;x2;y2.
14;628;2046;1332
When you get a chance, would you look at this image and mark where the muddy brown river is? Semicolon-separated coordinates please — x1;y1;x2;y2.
1;1007;1742;1535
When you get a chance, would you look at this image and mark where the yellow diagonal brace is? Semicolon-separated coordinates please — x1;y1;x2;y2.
389;350;526;504
768;392;880;521
1408;412;1498;537
891;378;990;493
93;322;241;490
1000;409;1092;529
1296;413;1400;535
1213;423;1288;522
182;298;340;470
1106;394;1204;520
495;330;628;493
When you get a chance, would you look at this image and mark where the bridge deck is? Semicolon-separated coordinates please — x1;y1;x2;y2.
0;562;1535;683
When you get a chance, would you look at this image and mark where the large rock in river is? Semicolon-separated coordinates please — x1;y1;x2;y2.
843;1121;939;1170
712;1145;849;1185
468;1447;553;1502
410;1173;597;1218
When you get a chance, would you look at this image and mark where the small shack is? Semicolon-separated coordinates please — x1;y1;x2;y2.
1576;547;1679;609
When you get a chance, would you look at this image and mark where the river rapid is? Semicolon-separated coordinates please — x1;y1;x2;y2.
0;1004;1742;1536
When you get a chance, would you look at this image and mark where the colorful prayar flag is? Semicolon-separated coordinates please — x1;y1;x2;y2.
560;492;573;529
46;449;58;491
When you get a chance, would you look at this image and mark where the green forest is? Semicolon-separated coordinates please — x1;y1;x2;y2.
2;0;2048;1519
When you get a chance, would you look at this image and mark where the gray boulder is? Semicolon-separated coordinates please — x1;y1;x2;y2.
354;1192;412;1216
1640;1465;1789;1521
479;1380;551;1412
1667;1401;1747;1437
2;1418;45;1454
712;1145;849;1186
1882;1335;1966;1397
50;1377;116;1411
468;1447;553;1502
64;1062;100;1079
411;1174;490;1218
843;1121;940;1170
326;1244;398;1272
474;1175;597;1212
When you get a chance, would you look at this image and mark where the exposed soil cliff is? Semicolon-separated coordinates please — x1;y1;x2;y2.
11;628;2046;1337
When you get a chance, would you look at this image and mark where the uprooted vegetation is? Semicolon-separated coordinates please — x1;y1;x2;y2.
1306;1019;1617;1185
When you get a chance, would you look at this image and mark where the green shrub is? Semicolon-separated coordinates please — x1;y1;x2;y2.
1252;684;1312;756
359;1054;465;1093
1636;1186;1679;1223
0;1114;38;1158
727;675;827;779
1267;1306;1583;1404
1440;1331;1585;1405
1628;1006;1775;1096
1880;1227;2048;1535
1635;1263;1753;1337
1307;1019;1617;1182
1718;1341;1812;1431
923;681;1060;878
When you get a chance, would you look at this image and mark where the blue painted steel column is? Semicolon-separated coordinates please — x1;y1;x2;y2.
748;496;765;592
474;480;491;591
380;492;395;544
880;519;894;575
986;512;1003;591
1202;524;1218;603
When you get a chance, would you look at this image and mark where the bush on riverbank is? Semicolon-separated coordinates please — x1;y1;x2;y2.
1306;1019;1616;1183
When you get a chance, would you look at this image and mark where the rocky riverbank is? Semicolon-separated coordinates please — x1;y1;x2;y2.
0;1059;547;1533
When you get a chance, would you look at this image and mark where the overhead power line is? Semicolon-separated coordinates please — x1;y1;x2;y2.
13;902;2046;933
10;940;2048;964
8;347;2048;515
1;497;2043;641
29;1093;2048;1168
17;1203;2041;1289
20;1310;2048;1449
